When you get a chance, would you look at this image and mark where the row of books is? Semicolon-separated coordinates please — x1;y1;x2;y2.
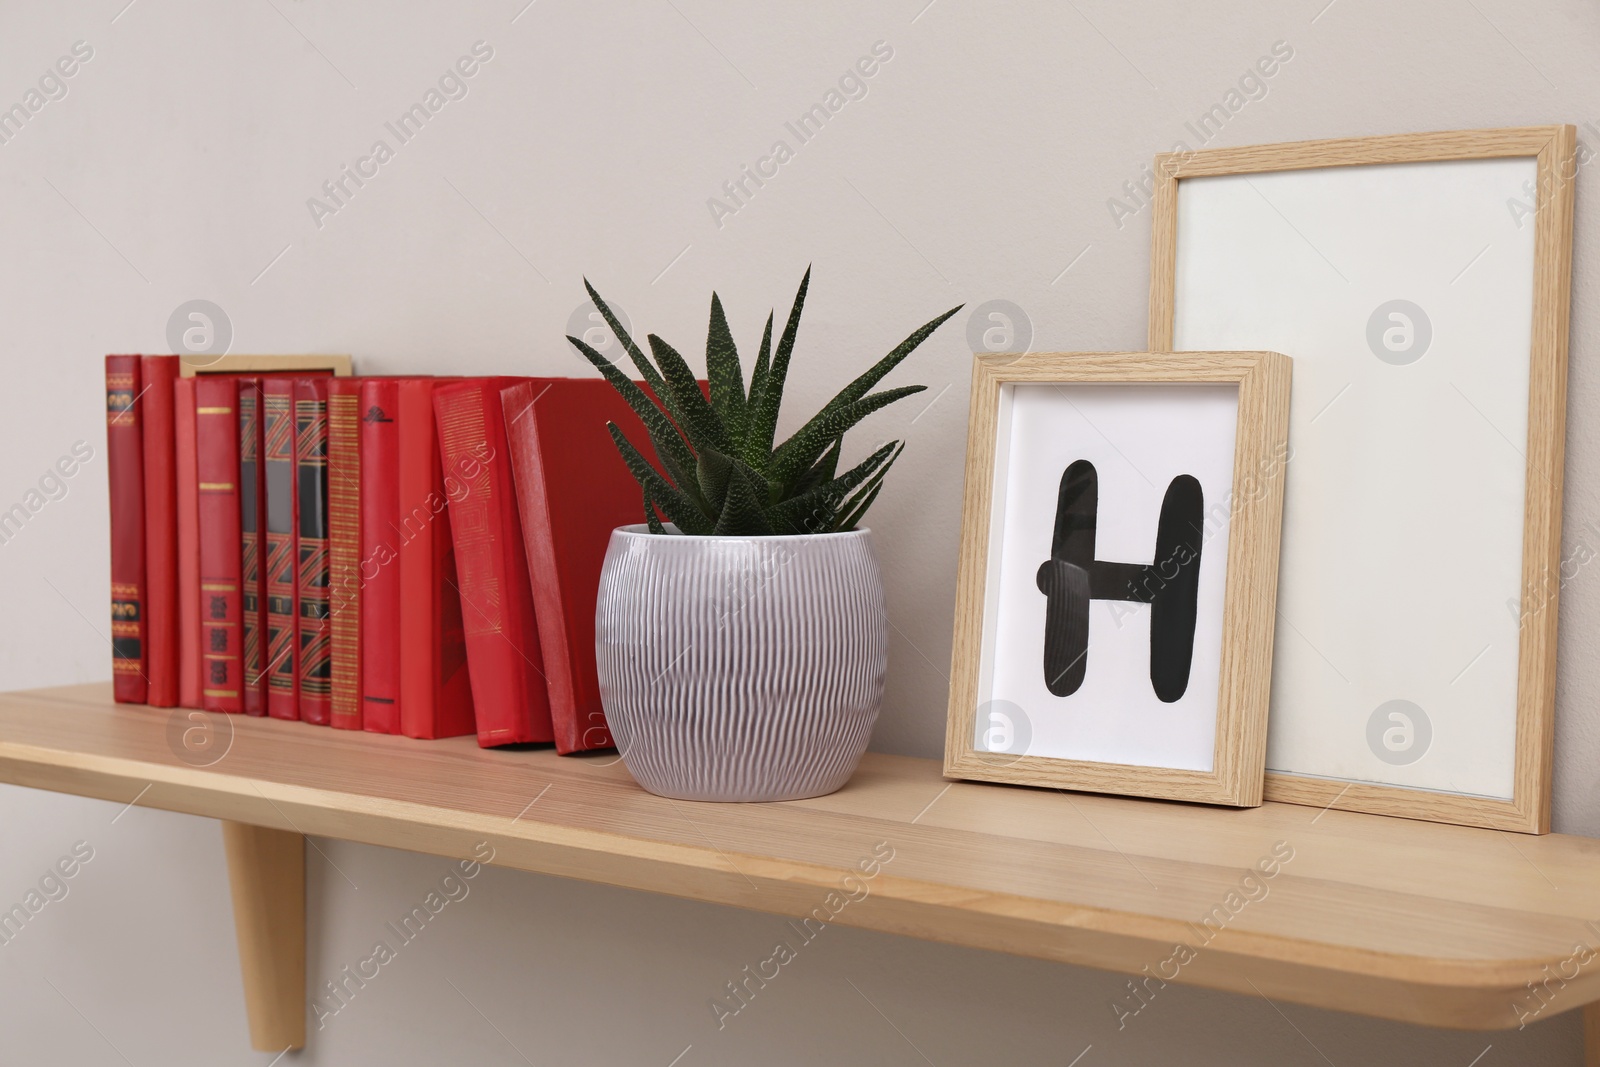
105;357;655;753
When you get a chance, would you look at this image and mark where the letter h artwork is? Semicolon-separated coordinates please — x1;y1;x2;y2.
1035;460;1203;702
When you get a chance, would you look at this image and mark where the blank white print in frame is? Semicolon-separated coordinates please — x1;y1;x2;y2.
1171;158;1536;799
974;382;1239;772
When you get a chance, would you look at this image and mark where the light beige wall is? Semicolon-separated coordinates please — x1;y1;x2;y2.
0;0;1593;1062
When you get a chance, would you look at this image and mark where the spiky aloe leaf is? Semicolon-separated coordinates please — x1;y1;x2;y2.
770;440;897;534
743;267;810;466
713;460;775;535
744;310;775;435
831;481;883;533
642;485;667;535
606;423;712;535
646;333;730;454
826;305;963;412
830;442;904;532
706;293;746;445
571;334;701;500
573;270;957;536
787;437;841;501
696;448;733;515
767;303;960;489
768;385;925;489
584;278;668;400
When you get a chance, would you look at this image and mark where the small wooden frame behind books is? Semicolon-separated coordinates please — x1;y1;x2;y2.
1148;127;1575;832
944;351;1291;807
179;355;352;378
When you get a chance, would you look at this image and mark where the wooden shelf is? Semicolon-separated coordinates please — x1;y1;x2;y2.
3;683;1599;1054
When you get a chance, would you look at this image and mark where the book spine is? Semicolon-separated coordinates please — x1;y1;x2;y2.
239;379;268;716
398;380;437;739
327;379;362;730
434;379;554;746
296;379;332;726
195;377;243;713
398;379;475;740
140;355;179;707
503;379;620;753
174;375;202;708
105;355;147;704
431;412;477;742
359;379;401;734
263;379;300;720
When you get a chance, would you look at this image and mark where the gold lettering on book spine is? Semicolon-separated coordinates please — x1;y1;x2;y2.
327;393;362;724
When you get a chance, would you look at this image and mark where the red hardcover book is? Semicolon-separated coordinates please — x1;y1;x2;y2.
327;379;363;730
296;379;332;726
140;355;179;707
398;378;475;740
359;379;402;734
174;375;202;708
434;378;554;747
239;379;269;716
504;379;679;754
105;356;147;703
195;376;243;713
263;379;300;721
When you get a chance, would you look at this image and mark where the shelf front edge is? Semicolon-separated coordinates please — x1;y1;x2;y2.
0;735;1593;1032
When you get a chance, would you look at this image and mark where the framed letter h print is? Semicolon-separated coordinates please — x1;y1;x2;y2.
944;351;1291;806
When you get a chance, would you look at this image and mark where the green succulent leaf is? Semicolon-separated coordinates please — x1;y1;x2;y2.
696;448;733;515
831;441;904;531
606;423;712;535
743;267;809;465
584;278;667;400
831;481;883;533
713;460;775;536
771;440;897;534
706;293;747;445
642;484;667;535
769;385;925;489
568;333;701;498
572;270;957;536
646;333;731;454
827;304;964;411
788;437;841;500
745;310;775;434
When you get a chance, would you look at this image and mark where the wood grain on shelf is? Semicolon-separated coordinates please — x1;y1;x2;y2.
1147;125;1576;834
2;683;1598;1032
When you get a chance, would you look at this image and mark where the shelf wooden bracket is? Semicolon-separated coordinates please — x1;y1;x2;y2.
221;821;305;1052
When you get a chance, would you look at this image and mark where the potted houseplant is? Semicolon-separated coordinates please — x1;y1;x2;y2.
572;268;960;801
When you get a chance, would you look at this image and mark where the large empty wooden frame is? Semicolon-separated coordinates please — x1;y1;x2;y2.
1149;126;1576;832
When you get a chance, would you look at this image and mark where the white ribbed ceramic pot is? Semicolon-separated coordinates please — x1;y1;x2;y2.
595;525;887;802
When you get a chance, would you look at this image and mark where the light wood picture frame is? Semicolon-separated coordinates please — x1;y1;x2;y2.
1148;127;1576;832
944;351;1291;806
179;354;353;377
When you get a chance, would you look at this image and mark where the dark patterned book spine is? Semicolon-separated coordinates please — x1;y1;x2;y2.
296;379;332;725
105;355;147;703
263;379;299;720
239;380;268;716
327;379;363;730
